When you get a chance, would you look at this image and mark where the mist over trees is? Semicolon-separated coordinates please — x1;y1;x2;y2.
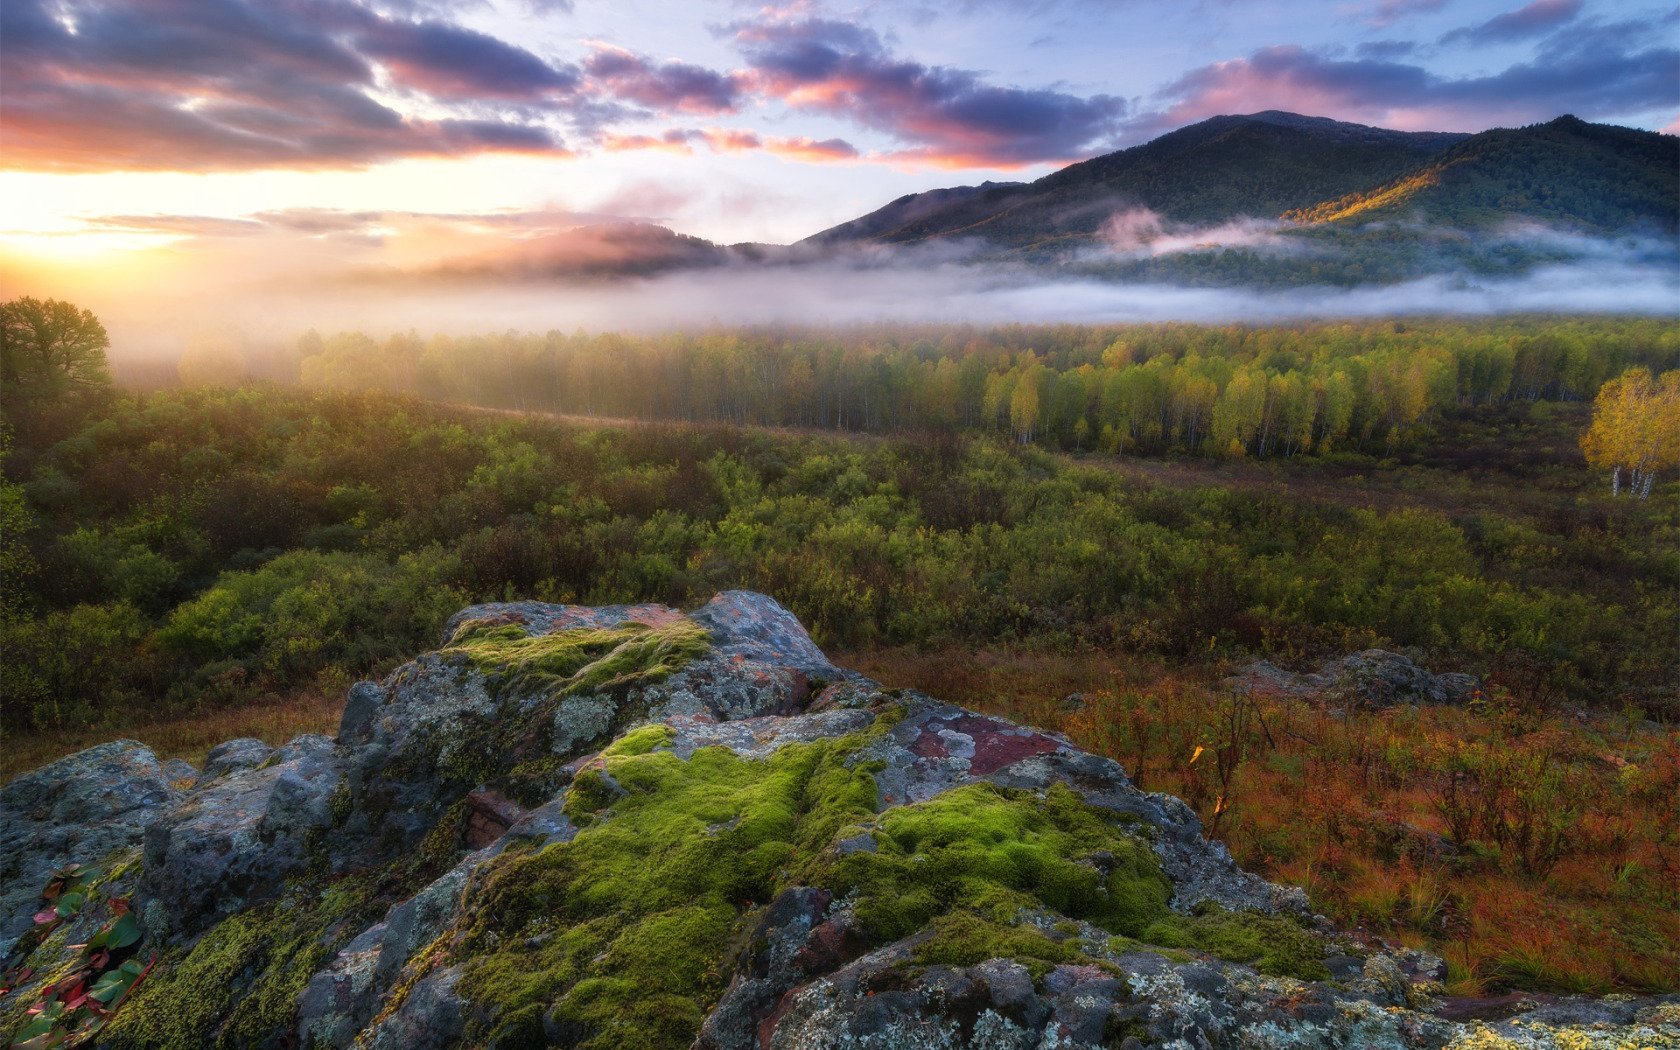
285;318;1678;458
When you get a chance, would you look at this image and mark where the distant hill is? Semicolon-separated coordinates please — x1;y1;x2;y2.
1284;115;1679;232
423;222;732;280
806;112;1677;252
802;181;1023;247
803;112;1469;250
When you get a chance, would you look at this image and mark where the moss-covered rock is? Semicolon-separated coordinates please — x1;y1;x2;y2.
6;592;1667;1050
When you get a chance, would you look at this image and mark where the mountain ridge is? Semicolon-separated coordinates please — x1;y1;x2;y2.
805;111;1677;249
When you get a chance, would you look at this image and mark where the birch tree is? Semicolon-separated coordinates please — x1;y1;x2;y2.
1581;367;1679;499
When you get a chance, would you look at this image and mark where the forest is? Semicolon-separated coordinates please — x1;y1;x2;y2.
2;304;1676;996
189;317;1678;456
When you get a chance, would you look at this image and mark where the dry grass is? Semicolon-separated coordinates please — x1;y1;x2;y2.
1;689;344;781
842;645;1680;995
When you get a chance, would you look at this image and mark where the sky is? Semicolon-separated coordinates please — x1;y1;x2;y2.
0;0;1675;351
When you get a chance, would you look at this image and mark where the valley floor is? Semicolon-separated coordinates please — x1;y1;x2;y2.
4;372;1676;998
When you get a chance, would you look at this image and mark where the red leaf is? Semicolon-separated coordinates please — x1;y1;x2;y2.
34;910;57;925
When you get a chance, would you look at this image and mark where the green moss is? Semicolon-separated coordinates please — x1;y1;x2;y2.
816;782;1175;944
328;779;354;826
606;724;676;757
912;910;1075;980
453;720;1173;1050
500;753;572;809
104;877;383;1050
443;619;711;700
1140;905;1331;981
1105;935;1194;964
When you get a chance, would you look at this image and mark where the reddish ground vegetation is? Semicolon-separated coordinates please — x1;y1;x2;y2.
843;646;1680;995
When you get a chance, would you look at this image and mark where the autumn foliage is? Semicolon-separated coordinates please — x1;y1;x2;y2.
845;648;1680;995
1580;366;1680;499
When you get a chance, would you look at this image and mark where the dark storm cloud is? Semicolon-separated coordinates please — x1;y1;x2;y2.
731;13;1123;166
584;47;744;114
0;0;576;171
1441;0;1583;46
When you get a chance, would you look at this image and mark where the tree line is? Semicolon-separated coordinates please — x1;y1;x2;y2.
284;318;1678;457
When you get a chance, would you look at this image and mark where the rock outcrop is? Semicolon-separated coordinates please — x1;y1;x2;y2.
1227;649;1481;708
2;592;1674;1050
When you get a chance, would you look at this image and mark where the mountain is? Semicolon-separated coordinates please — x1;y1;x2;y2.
802;180;1023;246
1284;115;1680;232
807;112;1677;252
803;111;1469;250
425;221;732;279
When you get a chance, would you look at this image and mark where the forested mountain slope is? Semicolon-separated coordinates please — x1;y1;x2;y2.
1284;115;1680;232
804;112;1466;249
807;112;1677;251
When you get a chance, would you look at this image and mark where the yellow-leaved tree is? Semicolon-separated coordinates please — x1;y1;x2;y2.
1580;367;1680;499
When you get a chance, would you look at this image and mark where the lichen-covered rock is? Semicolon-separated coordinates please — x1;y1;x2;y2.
0;740;179;956
199;737;274;779
2;593;1669;1050
139;734;348;937
1227;650;1481;708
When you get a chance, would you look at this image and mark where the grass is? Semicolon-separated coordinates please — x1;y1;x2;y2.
0;685;344;780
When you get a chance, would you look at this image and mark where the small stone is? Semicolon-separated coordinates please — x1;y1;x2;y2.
836;832;877;855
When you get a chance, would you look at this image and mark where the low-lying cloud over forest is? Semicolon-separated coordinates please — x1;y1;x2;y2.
5;204;1675;371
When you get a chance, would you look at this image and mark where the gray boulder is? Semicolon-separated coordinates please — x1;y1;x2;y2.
140;734;348;937
1227;649;1480;708
0;740;179;956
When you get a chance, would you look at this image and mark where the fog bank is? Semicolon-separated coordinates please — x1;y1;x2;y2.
3;237;1674;367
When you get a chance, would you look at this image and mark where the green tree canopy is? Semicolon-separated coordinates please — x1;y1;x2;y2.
1;296;112;403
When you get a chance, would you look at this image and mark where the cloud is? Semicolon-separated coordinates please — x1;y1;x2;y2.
1148;26;1679;134
0;0;576;171
764;136;860;161
698;127;766;153
1365;0;1447;29
602;129;698;153
1355;40;1417;60
358;19;580;100
1097;208;1296;257
1440;0;1583;46
73;207;668;248
585;46;744;114
598;126;860;164
730;12;1123;166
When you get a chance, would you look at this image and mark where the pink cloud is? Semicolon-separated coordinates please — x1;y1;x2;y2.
763;135;859;162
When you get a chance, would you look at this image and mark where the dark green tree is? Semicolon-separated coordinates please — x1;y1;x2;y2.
1;296;113;403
